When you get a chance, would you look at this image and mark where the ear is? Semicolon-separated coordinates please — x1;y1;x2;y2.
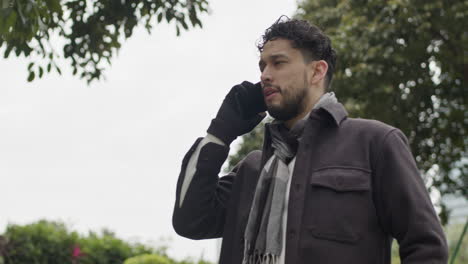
308;60;328;85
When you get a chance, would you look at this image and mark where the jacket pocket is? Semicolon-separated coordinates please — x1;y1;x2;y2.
302;167;372;245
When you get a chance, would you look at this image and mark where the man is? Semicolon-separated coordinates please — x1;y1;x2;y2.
172;17;448;264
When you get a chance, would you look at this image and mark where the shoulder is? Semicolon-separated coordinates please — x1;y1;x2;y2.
227;150;263;194
238;150;262;171
342;117;402;139
338;118;410;153
229;150;263;182
344;117;396;134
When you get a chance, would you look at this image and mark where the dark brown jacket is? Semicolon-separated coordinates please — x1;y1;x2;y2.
173;102;448;264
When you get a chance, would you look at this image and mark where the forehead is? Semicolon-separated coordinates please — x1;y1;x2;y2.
260;38;301;60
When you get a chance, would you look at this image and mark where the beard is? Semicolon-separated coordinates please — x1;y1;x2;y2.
266;73;309;121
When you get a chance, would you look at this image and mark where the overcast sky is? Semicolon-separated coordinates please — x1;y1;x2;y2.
0;1;297;261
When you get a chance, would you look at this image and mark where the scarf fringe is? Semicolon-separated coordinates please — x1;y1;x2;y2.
242;241;279;264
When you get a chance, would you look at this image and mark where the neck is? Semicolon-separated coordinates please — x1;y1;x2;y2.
284;109;310;129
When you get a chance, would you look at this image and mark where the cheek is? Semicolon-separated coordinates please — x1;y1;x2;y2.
282;74;305;95
276;66;306;96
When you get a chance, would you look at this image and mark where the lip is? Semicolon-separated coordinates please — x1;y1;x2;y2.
265;92;278;101
263;86;279;101
263;86;278;97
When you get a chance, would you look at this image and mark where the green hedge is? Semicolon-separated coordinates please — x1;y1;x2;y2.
0;220;78;264
124;254;172;264
0;220;211;264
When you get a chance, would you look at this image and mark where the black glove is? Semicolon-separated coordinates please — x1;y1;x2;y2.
234;82;267;119
207;81;266;145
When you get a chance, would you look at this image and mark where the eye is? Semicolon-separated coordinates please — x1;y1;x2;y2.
274;61;285;66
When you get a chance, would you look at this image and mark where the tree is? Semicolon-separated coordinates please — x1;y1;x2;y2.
0;0;209;83
228;0;467;224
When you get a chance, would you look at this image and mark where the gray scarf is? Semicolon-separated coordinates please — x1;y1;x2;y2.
242;93;337;264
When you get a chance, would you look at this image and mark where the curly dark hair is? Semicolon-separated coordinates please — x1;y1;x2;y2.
257;16;337;89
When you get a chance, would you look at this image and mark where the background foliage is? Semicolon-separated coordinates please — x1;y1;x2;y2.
0;0;209;83
228;0;467;224
0;220;213;264
0;220;80;264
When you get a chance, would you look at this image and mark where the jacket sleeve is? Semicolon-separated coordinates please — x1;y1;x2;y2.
374;129;448;264
179;134;227;208
172;137;237;240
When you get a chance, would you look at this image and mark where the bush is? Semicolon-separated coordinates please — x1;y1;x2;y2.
77;229;154;264
0;220;156;264
0;220;214;264
124;254;172;264
0;220;78;264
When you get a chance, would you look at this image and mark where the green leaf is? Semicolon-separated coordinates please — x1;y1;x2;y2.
27;71;35;82
14;46;21;56
4;45;12;58
55;66;61;75
157;12;163;22
27;62;34;70
3;9;17;31
145;23;152;34
166;12;173;22
47;63;51;72
38;66;43;77
180;19;188;30
45;0;62;13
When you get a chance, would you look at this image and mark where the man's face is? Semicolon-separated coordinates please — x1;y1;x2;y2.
259;38;312;121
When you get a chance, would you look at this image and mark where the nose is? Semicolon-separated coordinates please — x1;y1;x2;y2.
260;66;272;84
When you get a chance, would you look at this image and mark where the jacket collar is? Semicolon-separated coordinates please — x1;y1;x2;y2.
311;101;348;126
261;102;347;166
